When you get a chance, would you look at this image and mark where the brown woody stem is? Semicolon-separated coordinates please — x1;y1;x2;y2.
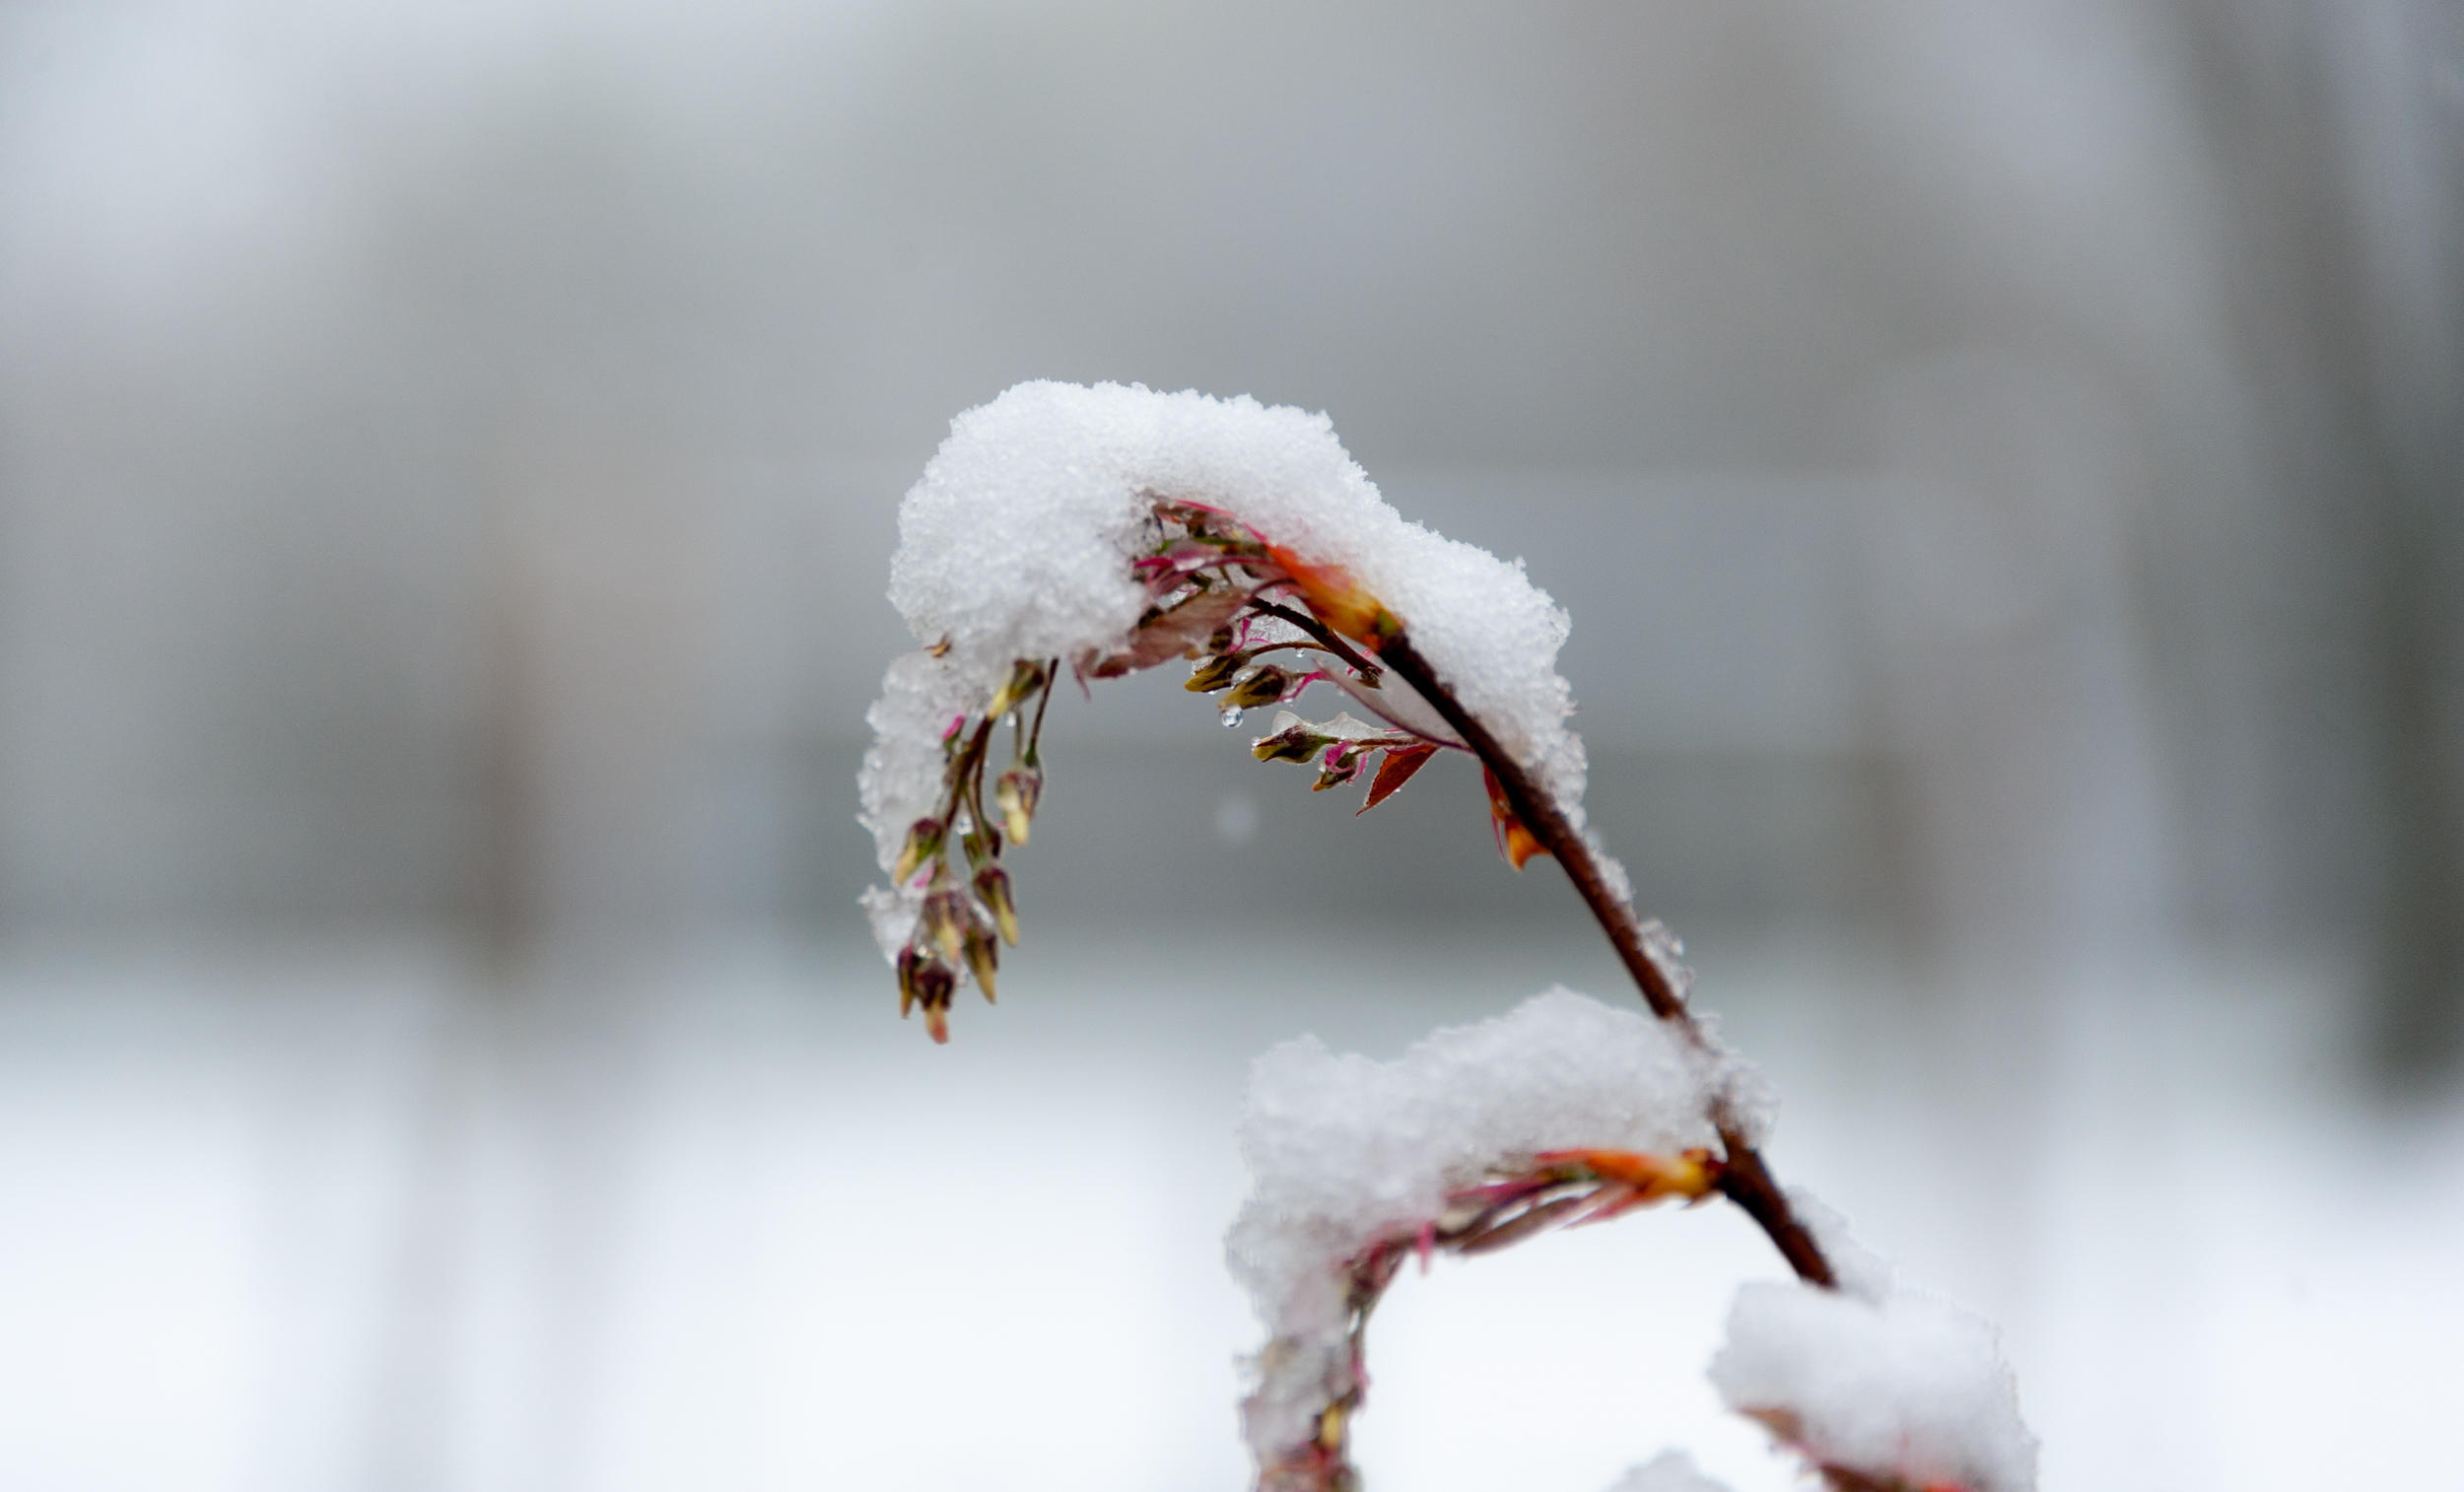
1248;600;1385;686
1375;632;1837;1290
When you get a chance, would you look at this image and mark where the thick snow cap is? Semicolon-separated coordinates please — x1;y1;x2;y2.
859;380;1618;956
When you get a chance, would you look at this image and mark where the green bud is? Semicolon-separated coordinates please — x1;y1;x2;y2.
1253;723;1330;764
963;924;999;1004
1314;744;1368;791
995;768;1042;845
891;817;944;883
960;823;1001;869
1185;651;1249;693
986;658;1047;719
921;889;969;964
974;865;1020;945
895;944;925;1018
1222;664;1292;711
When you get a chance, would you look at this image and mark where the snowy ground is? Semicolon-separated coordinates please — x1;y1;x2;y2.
1;925;2455;1492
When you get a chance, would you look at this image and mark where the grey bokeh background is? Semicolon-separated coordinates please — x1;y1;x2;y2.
2;3;2459;1490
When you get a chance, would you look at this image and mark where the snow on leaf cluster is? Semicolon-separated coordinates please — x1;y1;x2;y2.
1228;990;2036;1492
858;380;1618;960
1227;989;1727;1467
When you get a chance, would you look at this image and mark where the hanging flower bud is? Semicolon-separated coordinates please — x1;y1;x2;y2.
960;823;1001;869
986;658;1047;720
913;958;957;1044
1222;663;1294;711
1313;743;1370;791
895;944;926;1018
994;767;1042;844
1262;713;1340;758
1252;718;1331;764
921;888;970;964
892;817;944;883
974;865;1019;945
1185;650;1250;693
962;923;1000;1003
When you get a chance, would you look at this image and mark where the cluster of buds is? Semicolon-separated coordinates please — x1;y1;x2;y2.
892;501;1544;1033
1249;711;1441;813
1188;653;1317;716
889;657;1052;1042
1255;1147;1723;1492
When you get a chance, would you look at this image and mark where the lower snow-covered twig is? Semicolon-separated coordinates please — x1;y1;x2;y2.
1373;632;1837;1291
1233;993;2036;1492
1260;1148;1723;1492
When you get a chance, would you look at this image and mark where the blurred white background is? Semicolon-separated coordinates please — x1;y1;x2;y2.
1;2;2459;1489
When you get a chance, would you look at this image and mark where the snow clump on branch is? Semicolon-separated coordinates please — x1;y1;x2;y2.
1712;1283;2038;1492
1227;989;1743;1488
858;380;1627;1038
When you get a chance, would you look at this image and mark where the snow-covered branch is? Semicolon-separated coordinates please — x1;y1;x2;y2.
857;381;2035;1491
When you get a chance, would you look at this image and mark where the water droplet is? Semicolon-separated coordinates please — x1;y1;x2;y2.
1220;706;1246;727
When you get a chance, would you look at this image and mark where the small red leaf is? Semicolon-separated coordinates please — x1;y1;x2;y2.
1481;765;1549;869
1358;743;1437;814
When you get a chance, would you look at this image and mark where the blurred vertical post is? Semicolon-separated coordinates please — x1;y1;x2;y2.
481;421;713;953
2176;0;2464;1084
